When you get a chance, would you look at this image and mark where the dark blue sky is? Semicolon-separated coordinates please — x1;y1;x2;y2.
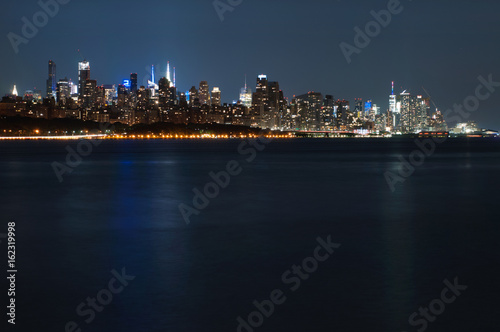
1;0;500;128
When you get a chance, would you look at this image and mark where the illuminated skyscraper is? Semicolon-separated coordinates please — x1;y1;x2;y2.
211;87;221;106
189;86;199;107
78;60;90;99
354;98;363;118
399;91;416;133
166;62;171;84
83;80;97;109
12;85;18;97
69;80;78;95
199;81;210;105
239;77;252;108
296;92;323;131
323;95;335;129
252;75;269;127
57;78;70;104
46;60;56;98
389;81;398;129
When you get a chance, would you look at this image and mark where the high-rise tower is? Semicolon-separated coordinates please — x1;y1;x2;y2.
389;81;398;129
239;76;252;108
166;62;171;84
47;60;56;98
130;73;138;93
78;60;90;99
173;67;176;88
199;81;210;105
211;87;221;106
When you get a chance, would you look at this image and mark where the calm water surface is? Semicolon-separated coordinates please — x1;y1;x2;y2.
0;138;499;331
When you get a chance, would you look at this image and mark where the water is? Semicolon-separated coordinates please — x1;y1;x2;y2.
0;138;499;331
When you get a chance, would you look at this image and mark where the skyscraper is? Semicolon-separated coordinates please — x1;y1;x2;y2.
211;87;221;106
199;81;210;105
239;77;252;108
389;81;398;129
82;80;97;109
166;61;171;84
130;73;138;93
323;95;335;129
295;92;323;131
46;60;56;98
12;85;18;97
78;60;90;99
189;86;199;107
57;78;70;104
252;75;269;127
399;91;413;133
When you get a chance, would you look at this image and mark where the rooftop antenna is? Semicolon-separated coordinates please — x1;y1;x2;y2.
77;49;85;61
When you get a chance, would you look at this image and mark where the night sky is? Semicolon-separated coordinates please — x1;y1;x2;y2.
1;0;499;129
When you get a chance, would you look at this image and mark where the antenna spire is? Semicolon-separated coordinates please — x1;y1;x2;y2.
166;61;171;83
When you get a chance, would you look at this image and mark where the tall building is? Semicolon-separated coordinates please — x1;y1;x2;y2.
102;85;117;105
199;81;210;105
189;86;199;107
294;92;323;131
12;85;18;97
57;78;70;104
389;81;398;129
336;99;350;129
78;60;90;99
46;60;56;98
354;98;363;118
252;75;269;127
130;73;138;93
82;79;97;109
117;84;128;108
268;81;286;129
211;87;221;106
239;78;252;108
416;95;431;132
323;95;335;129
399;91;413;133
166;62;171;84
66;80;76;96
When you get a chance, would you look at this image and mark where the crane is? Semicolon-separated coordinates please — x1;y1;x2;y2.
422;86;440;112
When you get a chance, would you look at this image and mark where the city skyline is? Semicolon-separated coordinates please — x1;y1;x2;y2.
3;56;457;134
2;0;500;129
